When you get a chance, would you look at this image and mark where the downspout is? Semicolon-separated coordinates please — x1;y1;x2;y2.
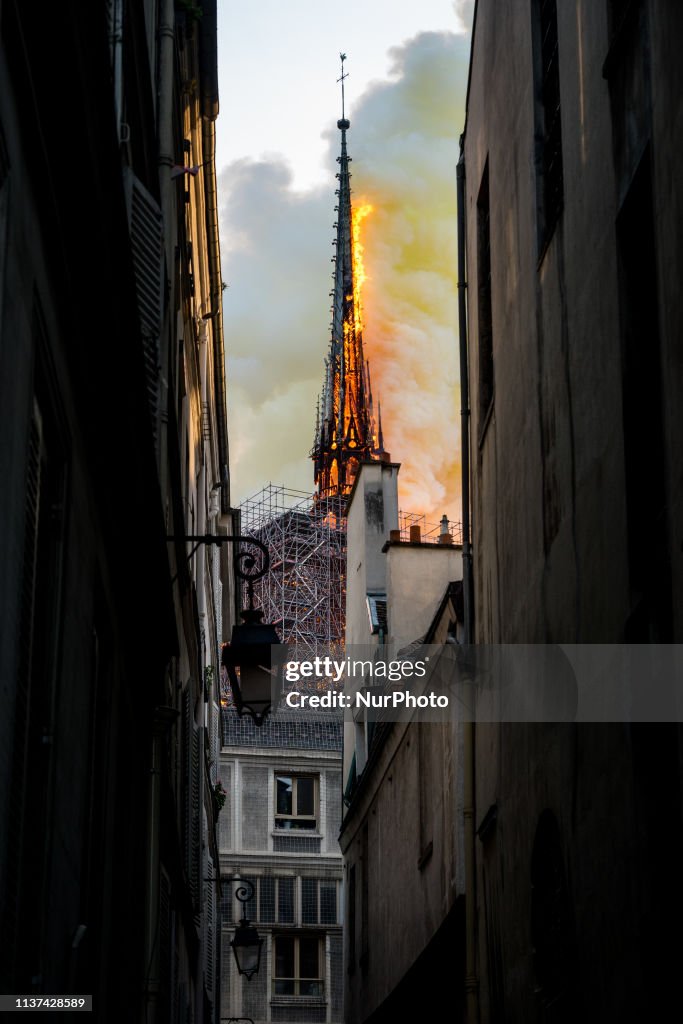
197;319;209;661
111;0;124;142
157;0;175;497
457;134;478;1024
196;328;210;1018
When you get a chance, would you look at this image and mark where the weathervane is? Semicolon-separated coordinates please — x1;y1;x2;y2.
337;52;348;122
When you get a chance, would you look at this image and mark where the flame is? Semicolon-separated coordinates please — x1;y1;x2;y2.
352;203;373;334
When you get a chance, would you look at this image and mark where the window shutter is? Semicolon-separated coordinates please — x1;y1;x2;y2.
191;728;200;907
124;168;163;444
210;701;218;785
182;689;200;908
205;854;215;999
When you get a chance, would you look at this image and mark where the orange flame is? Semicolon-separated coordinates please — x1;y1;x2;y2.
352;203;373;334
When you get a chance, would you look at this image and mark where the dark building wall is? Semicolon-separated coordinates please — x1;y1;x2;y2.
464;1;683;1020
0;1;228;1019
0;1;174;1011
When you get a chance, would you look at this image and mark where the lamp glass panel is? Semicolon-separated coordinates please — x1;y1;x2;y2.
237;943;260;977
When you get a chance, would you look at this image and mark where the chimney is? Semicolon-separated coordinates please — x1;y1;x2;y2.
390;529;401;543
409;524;421;543
438;514;453;545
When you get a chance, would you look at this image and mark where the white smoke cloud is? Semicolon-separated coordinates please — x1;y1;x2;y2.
453;0;475;35
221;30;470;522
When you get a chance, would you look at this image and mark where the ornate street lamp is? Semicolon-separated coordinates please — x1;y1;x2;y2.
166;532;283;724
221;611;281;725
225;878;264;981
220;537;286;726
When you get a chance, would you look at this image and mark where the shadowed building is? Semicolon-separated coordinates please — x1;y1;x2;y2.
462;1;683;1020
0;2;232;1019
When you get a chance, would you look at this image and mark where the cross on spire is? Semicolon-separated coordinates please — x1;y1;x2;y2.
337;53;348;122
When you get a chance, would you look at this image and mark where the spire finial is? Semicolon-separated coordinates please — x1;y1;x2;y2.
337;53;350;130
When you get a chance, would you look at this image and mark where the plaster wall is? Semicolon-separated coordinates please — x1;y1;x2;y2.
385;544;462;651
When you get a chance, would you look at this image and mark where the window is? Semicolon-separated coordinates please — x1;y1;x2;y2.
273;934;324;997
275;774;318;830
532;0;564;248
301;878;339;925
227;876;295;925
220;882;233;926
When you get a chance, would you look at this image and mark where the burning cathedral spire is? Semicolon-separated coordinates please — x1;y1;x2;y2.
312;54;387;500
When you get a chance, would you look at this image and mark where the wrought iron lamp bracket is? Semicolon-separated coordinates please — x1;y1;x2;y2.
166;533;268;607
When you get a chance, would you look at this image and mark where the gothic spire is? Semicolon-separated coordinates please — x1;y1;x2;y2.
312;55;386;501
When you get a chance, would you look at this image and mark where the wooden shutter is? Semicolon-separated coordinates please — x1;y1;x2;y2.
124;168;164;444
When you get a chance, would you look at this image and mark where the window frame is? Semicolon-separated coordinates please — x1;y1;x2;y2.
301;878;339;926
274;773;319;831
272;932;325;998
226;875;296;925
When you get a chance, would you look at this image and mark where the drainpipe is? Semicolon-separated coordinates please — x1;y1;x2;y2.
111;0;124;142
457;134;478;1024
156;0;175;503
197;319;209;662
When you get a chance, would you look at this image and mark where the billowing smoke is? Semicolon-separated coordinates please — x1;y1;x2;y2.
220;30;470;522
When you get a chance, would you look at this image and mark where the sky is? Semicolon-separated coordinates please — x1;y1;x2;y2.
216;0;474;523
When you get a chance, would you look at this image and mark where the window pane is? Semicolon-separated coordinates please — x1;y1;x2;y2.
320;883;337;924
220;885;232;925
260;876;275;923
297;777;315;816
274;979;295;995
299;936;320;978
241;877;256;922
279;817;316;830
302;878;317;924
300;980;324;997
276;775;292;815
278;877;295;923
275;936;295;978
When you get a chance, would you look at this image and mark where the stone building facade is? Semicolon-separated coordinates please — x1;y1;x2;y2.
462;1;683;1020
219;712;344;1024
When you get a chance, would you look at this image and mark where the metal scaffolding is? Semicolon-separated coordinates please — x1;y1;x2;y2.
239;483;347;663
